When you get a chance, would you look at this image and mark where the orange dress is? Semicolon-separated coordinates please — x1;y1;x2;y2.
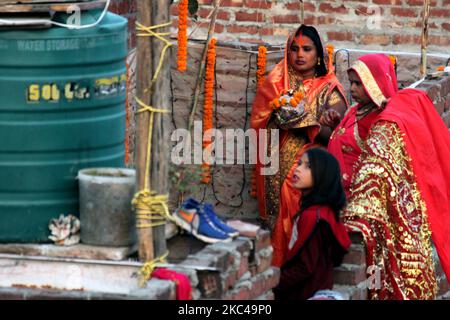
250;25;348;267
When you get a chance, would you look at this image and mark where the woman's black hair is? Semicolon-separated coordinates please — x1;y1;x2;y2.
300;148;346;220
294;25;328;77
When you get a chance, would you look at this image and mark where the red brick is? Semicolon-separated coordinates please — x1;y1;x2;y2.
406;0;438;5
260;27;274;36
255;229;271;251
197;22;224;33
197;9;231;20
221;0;244;7
285;2;316;11
430;9;450;17
244;0;272;9
235;11;265;22
391;7;418;17
429;36;450;47
198;0;213;4
444;0;450;5
257;256;272;274
249;275;266;299
443;23;450;32
317;16;336;25
414;21;438;29
273;14;300;24
237;255;249;279
319;3;348;14
227;25;258;34
304;16;318;25
334;264;367;285
355;6;384;16
264;268;280;290
360;34;391;46
373;0;402;4
392;34;421;45
327;31;353;41
224;285;250;300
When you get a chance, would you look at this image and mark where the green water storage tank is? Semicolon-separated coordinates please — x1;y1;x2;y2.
0;12;128;242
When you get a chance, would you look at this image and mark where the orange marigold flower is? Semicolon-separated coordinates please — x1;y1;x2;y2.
273;99;280;109
257;46;267;88
281;98;287;105
437;66;445;71
326;44;334;70
177;0;189;72
388;55;397;68
290;98;298;107
201;38;217;184
294;91;303;101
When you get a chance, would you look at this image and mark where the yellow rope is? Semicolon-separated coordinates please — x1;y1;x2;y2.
138;251;169;287
136;22;173;87
132;21;175;285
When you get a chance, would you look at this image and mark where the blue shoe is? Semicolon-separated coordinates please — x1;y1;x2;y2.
202;203;239;238
173;198;232;243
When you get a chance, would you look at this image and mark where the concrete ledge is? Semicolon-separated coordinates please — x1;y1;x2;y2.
0;243;137;261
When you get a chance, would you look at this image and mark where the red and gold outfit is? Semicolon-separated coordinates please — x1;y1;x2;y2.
329;54;450;299
250;25;348;267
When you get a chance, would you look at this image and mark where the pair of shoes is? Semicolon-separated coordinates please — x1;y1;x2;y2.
172;198;239;244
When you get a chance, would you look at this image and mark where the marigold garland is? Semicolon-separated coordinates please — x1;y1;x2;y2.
326;44;334;70
125;62;130;164
256;46;267;88
388;55;397;68
252;46;268;197
177;0;189;72
437;66;445;71
201;38;217;184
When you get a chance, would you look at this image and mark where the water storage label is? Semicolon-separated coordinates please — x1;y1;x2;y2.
14;35;123;52
26;73;126;103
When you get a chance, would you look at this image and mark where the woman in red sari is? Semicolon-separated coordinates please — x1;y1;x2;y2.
328;53;450;299
250;25;348;267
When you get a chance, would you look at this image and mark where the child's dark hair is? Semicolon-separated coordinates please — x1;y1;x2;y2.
294;25;328;77
300;148;346;220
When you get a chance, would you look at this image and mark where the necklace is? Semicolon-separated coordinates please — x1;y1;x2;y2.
288;64;316;94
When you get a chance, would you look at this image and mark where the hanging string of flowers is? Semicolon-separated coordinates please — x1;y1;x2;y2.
326;44;334;71
388;55;397;68
201;38;217;184
251;45;268;197
125;62;130;164
177;0;189;72
256;46;267;88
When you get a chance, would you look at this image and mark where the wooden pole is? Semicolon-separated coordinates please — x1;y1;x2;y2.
149;0;171;259
420;0;430;77
135;0;171;261
188;0;219;132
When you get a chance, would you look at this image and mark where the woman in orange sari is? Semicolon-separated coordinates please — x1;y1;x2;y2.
250;25;348;267
329;54;450;299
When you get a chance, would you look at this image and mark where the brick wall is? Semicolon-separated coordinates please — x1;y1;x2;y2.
176;229;279;300
168;0;449;54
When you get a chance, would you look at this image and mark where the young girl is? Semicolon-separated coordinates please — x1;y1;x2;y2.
273;148;351;300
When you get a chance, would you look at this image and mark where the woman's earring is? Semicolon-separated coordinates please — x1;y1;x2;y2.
317;58;321;66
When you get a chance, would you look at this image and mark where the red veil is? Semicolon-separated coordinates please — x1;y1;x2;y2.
380;88;450;282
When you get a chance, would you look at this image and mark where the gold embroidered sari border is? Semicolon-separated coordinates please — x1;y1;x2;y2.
351;60;386;108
